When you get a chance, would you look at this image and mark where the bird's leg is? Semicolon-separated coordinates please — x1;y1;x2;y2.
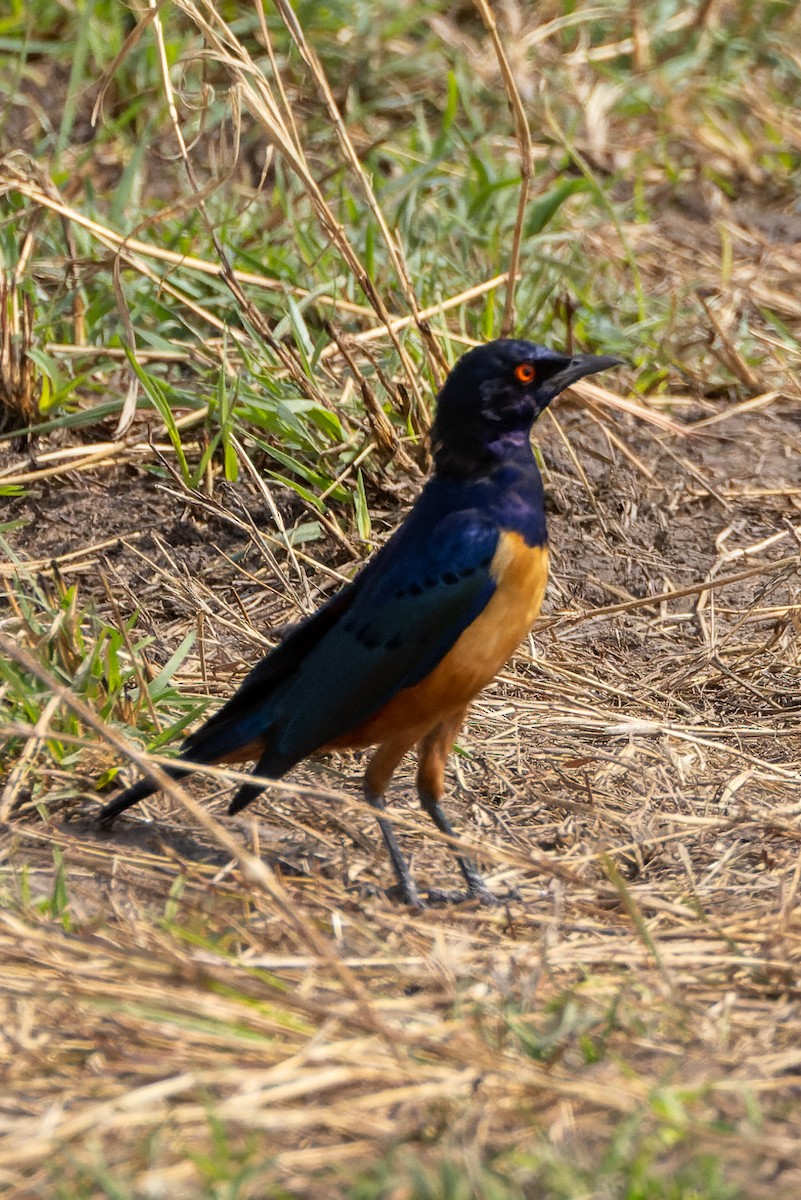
418;796;494;904
364;735;423;907
416;707;496;904
363;785;422;908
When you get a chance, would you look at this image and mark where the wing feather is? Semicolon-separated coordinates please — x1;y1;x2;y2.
181;503;500;774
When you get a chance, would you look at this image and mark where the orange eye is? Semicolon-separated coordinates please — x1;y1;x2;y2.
514;362;536;384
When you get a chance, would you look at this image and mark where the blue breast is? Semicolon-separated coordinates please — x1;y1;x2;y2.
414;456;547;550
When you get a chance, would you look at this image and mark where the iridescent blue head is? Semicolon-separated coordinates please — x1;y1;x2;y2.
431;339;622;476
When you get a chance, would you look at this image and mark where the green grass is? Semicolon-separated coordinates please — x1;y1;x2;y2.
347;1139;743;1200
50;1134;744;1200
4;0;798;508
0;561;205;785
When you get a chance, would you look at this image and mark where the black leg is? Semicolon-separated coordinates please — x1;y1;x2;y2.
418;789;495;904
363;782;423;908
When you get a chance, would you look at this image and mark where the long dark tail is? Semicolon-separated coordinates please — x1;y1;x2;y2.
227;749;273;815
97;761;193;826
98;742;286;827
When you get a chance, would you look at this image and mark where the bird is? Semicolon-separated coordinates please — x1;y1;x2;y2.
99;338;621;906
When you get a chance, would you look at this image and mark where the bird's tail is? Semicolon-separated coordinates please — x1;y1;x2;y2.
97;715;248;827
227;748;275;815
98;717;289;827
97;760;193;826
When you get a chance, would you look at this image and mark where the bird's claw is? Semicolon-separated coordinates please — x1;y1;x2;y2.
422;885;514;907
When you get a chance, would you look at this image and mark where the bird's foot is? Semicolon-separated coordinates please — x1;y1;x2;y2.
384;880;425;909
422;884;518;907
356;879;519;909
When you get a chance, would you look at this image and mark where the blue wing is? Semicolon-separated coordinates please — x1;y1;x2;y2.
181;489;501;773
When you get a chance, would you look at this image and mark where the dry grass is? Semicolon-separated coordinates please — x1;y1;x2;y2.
2;2;801;1196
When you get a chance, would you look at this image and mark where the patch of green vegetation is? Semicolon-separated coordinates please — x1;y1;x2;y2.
0;560;208;800
46;1124;743;1200
347;1136;743;1200
4;1;798;511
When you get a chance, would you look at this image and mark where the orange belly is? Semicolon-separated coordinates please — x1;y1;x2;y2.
331;534;548;749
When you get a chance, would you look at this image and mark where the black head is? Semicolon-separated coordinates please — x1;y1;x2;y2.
431;338;622;476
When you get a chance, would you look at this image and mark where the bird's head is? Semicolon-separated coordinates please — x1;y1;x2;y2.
430;339;622;475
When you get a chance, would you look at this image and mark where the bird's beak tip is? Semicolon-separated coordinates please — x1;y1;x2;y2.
572;353;625;372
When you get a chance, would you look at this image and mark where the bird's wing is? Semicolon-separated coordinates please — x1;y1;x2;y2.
181;507;501;772
180;582;358;762
264;508;501;770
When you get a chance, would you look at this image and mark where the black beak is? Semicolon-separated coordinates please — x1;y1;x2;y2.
544;353;624;403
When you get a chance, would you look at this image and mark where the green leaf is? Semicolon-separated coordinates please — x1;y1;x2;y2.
124;349;191;483
148;632;196;701
354;469;371;541
525;178;591;237
442;70;459;133
223;440;239;482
